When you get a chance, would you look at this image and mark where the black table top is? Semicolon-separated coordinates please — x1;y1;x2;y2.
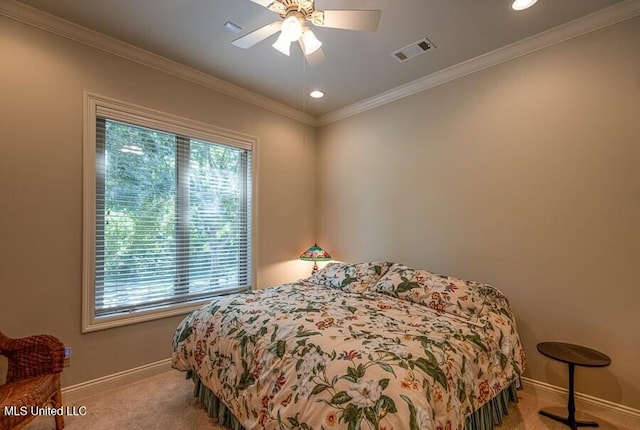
537;342;611;367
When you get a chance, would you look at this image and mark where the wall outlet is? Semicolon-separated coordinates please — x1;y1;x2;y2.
64;347;71;367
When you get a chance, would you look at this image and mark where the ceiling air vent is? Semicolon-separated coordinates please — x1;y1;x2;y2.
392;37;435;63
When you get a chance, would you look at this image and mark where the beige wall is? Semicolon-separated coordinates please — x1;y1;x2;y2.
318;17;640;409
1;7;638;412
0;15;316;386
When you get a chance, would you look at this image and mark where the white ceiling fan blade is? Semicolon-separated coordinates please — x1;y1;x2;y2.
248;0;274;8
248;0;284;14
232;21;282;49
314;10;381;32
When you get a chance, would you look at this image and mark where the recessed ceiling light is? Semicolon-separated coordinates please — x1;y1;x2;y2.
511;0;538;10
310;90;324;99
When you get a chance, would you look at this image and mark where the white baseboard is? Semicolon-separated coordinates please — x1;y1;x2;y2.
61;358;173;403
521;377;640;428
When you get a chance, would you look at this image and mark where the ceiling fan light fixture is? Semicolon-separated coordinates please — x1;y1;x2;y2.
233;1;381;65
511;0;538;10
281;15;303;41
301;28;322;55
272;32;292;55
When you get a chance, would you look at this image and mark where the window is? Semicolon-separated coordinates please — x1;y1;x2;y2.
83;94;255;332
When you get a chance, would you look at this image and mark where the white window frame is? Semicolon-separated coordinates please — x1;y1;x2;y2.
82;93;258;332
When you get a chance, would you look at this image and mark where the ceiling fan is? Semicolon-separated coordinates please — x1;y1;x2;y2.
232;0;381;62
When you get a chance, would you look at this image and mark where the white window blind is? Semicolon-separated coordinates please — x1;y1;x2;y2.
90;109;252;322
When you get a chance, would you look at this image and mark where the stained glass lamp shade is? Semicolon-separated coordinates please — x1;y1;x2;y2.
299;243;332;275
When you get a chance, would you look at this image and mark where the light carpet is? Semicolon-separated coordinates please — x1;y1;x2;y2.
25;370;632;430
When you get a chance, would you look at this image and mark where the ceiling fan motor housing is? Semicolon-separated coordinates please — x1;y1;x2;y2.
271;0;316;20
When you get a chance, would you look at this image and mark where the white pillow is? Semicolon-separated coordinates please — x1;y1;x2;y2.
0;355;7;385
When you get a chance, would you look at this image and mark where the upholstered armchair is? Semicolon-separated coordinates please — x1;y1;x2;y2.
0;332;65;430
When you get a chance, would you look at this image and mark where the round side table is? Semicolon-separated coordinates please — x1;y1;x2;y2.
537;342;611;430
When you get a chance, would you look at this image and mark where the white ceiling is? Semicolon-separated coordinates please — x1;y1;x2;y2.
12;0;629;117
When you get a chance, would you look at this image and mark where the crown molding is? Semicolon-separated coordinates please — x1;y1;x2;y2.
2;0;638;128
0;0;318;127
317;0;640;126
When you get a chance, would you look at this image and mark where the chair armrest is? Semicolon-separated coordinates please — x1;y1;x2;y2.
0;333;65;383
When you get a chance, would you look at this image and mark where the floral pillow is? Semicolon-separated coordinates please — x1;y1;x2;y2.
307;261;394;293
371;263;489;323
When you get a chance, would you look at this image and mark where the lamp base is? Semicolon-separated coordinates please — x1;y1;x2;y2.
311;261;319;275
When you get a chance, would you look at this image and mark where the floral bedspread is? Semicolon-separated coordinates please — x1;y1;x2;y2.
172;267;525;430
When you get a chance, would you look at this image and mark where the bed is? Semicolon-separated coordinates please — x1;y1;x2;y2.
172;262;526;430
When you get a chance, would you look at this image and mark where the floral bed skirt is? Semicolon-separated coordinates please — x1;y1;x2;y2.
186;370;521;430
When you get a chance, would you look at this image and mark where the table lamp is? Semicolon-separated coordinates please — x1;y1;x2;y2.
299;243;331;275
